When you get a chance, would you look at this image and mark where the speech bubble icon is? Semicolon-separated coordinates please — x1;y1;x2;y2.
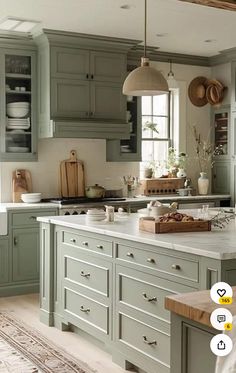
217;315;226;323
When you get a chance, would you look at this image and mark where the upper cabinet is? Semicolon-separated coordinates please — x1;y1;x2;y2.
212;106;230;158
35;30;137;139
0;41;37;161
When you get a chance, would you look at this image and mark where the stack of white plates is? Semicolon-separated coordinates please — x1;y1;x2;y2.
7;146;30;153
6;117;30;130
86;209;106;222
21;193;42;203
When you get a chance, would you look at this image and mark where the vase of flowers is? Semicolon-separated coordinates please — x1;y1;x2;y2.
192;125;217;195
198;172;209;195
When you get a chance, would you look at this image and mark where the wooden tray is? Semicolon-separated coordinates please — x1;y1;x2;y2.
139;217;211;234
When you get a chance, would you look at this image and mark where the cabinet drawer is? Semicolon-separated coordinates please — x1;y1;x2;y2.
12;210;57;227
63;254;110;297
118;313;170;367
116;244;199;284
117;266;195;323
63;230;112;257
64;287;109;334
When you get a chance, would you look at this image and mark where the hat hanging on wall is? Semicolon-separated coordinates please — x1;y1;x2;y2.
205;79;227;108
188;76;208;107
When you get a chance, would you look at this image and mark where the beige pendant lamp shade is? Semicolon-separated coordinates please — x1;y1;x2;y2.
123;0;168;96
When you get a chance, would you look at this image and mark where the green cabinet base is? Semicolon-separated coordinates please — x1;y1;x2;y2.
0;283;39;297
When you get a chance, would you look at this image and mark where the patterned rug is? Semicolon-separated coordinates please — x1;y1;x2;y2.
0;312;95;373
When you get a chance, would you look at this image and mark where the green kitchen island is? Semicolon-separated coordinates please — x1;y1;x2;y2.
38;213;236;373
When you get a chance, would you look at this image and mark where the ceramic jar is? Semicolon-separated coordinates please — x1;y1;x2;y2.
177;168;187;178
198;172;209;195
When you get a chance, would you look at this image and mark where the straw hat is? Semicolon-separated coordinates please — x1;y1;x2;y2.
188;76;208;107
206;79;226;107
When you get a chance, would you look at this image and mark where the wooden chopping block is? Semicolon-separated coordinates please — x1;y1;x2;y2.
12;169;32;203
59;150;85;197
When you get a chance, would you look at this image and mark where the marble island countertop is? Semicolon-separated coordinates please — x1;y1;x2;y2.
38;212;236;260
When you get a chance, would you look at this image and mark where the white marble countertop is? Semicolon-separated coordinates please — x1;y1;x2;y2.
38;212;236;260
0;194;230;212
0;202;58;212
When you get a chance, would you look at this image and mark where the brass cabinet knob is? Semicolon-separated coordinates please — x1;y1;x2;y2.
82;241;88;246
172;264;181;270
70;238;76;243
96;244;103;249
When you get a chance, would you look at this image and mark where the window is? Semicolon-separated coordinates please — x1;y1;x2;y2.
141;93;172;174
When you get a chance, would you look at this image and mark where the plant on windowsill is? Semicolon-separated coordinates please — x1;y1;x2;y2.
143;121;159;134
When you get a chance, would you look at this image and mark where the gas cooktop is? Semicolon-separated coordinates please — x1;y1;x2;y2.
42;197;126;205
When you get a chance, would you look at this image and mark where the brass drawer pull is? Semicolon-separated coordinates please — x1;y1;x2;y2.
70;238;76;243
80;271;90;278
82;241;88;246
13;237;17;246
143;335;157;346
142;292;157;302
126;252;134;257
147;258;155;264
80;306;90;313
96;244;103;249
29;216;37;220
172;264;181;270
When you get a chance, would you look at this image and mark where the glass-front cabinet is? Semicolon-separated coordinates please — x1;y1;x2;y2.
212;106;231;194
213;107;229;156
0;47;37;161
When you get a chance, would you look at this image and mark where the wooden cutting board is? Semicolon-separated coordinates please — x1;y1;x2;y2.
59;150;85;197
12;169;32;203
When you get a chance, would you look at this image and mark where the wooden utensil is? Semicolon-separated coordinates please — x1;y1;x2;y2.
12;169;32;202
59;150;85;197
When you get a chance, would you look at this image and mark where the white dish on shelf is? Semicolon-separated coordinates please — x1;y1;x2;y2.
7;146;30;153
21;193;42;203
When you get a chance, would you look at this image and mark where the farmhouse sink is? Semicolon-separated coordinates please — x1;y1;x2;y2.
0;212;7;235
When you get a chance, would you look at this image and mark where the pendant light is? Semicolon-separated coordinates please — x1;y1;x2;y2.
167;59;178;89
122;0;169;96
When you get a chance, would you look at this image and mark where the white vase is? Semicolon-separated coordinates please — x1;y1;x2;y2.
198;172;209;195
177;168;187;178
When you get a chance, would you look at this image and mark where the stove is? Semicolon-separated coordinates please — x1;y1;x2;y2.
42;197;126;215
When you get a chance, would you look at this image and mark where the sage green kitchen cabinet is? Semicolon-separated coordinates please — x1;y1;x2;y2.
106;96;142;161
35;31;136;139
12;227;39;282
0;40;37;161
211;106;231;194
40;223;236;373
0;208;57;297
0;238;9;284
212;160;231;193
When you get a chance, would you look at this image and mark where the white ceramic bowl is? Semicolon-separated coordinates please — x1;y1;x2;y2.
7;106;29;118
21;193;42;203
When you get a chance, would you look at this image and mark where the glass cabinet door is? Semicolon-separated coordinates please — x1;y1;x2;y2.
2;51;36;160
214;109;229;156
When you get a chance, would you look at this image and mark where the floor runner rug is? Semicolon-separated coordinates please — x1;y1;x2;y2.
0;312;95;373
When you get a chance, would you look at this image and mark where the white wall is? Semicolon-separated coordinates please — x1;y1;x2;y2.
0;139;139;202
0;61;212;202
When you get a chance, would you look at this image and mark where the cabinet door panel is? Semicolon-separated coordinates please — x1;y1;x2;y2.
51;47;89;79
91;82;126;120
212;161;230;193
90;51;126;82
51;79;90;118
0;239;9;284
12;228;39;282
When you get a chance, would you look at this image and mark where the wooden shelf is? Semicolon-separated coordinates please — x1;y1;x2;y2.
6;90;31;95
6;74;31;79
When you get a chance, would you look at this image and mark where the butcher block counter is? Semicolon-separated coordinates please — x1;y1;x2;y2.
38;213;236;373
165;288;236;373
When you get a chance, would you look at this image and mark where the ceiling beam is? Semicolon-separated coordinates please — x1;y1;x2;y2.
179;0;236;11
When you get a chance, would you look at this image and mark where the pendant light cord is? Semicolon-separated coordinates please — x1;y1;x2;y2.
144;0;147;58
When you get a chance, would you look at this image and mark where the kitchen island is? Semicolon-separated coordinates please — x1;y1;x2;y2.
38;213;236;373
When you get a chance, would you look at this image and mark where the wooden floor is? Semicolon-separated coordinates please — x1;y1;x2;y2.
0;293;134;373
